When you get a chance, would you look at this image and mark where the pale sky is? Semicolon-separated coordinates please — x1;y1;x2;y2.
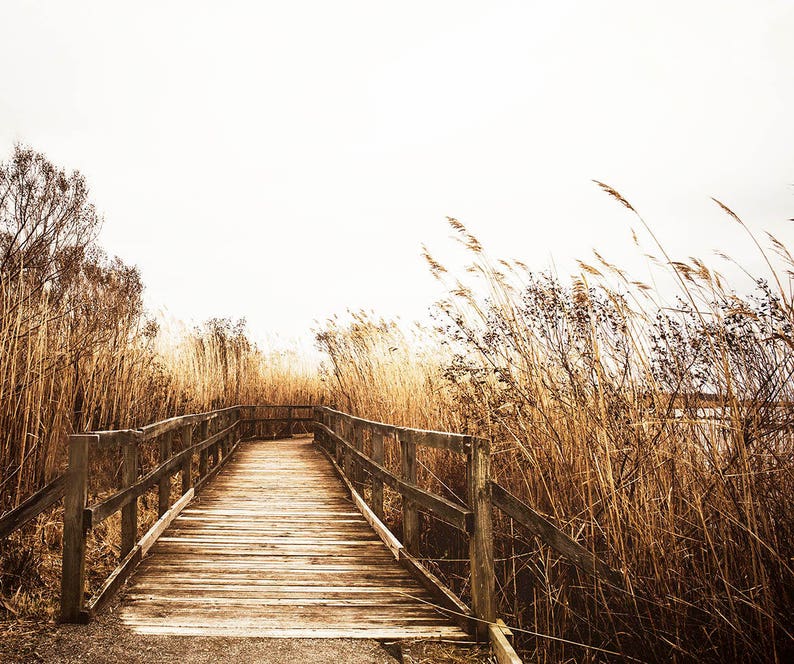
2;1;793;347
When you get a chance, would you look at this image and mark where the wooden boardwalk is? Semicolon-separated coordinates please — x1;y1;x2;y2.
119;437;468;639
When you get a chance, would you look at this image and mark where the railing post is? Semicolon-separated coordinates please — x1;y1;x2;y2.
61;434;93;623
313;407;325;449
220;413;229;456
199;419;209;480
334;414;343;466
343;420;353;480
371;429;385;521
158;431;172;517
181;424;192;493
468;436;496;639
209;415;219;466
286;407;294;438
120;439;138;557
400;433;420;555
351;423;363;489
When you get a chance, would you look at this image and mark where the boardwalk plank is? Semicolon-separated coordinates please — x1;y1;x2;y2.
119;438;468;640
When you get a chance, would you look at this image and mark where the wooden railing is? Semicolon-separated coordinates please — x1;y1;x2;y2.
313;406;624;661
3;401;622;663
0;473;67;540
312;408;497;635
59;404;314;622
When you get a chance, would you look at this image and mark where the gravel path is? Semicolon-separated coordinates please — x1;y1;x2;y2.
1;604;490;663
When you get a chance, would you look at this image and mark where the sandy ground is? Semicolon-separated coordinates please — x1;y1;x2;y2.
0;603;491;664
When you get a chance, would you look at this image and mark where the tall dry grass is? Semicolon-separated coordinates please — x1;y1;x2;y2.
316;208;794;662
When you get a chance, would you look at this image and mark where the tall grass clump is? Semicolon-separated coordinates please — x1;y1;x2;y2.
317;207;794;662
315;310;461;430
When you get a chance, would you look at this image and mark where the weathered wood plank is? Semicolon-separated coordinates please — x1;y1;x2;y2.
371;429;385;521
120;440;138;557
316;445;402;558
398;548;474;634
317;407;472;454
60;434;93;623
138;407;239;441
0;473;66;539
180;424;192;493
91;429;142;449
400;433;420;555
489;620;523;664
84;484;195;616
490;481;625;588
84;545;142;617
140;488;194;556
240;404;316;410
126;626;470;639
157;431;172;517
468;436;496;639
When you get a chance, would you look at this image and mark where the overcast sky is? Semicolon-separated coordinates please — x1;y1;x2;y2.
1;1;792;347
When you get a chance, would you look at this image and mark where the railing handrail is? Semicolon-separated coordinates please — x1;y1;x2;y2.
319;405;480;454
83;405;242;445
79;404;320;446
0;473;67;539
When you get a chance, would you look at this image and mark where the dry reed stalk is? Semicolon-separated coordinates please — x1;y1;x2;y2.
316;213;794;662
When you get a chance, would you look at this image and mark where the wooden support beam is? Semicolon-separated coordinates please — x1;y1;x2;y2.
490;481;624;588
157;431;172;517
371;429;385;522
198;420;209;480
343;420;354;481
400;433;420;556
489;620;523;664
181;424;192;493
352;424;365;488
60;434;93;623
334;414;343;467
313;407;326;449
468;436;496;640
120;439;138;558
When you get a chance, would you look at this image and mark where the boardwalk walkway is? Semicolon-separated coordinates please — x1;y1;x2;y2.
118;437;467;640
